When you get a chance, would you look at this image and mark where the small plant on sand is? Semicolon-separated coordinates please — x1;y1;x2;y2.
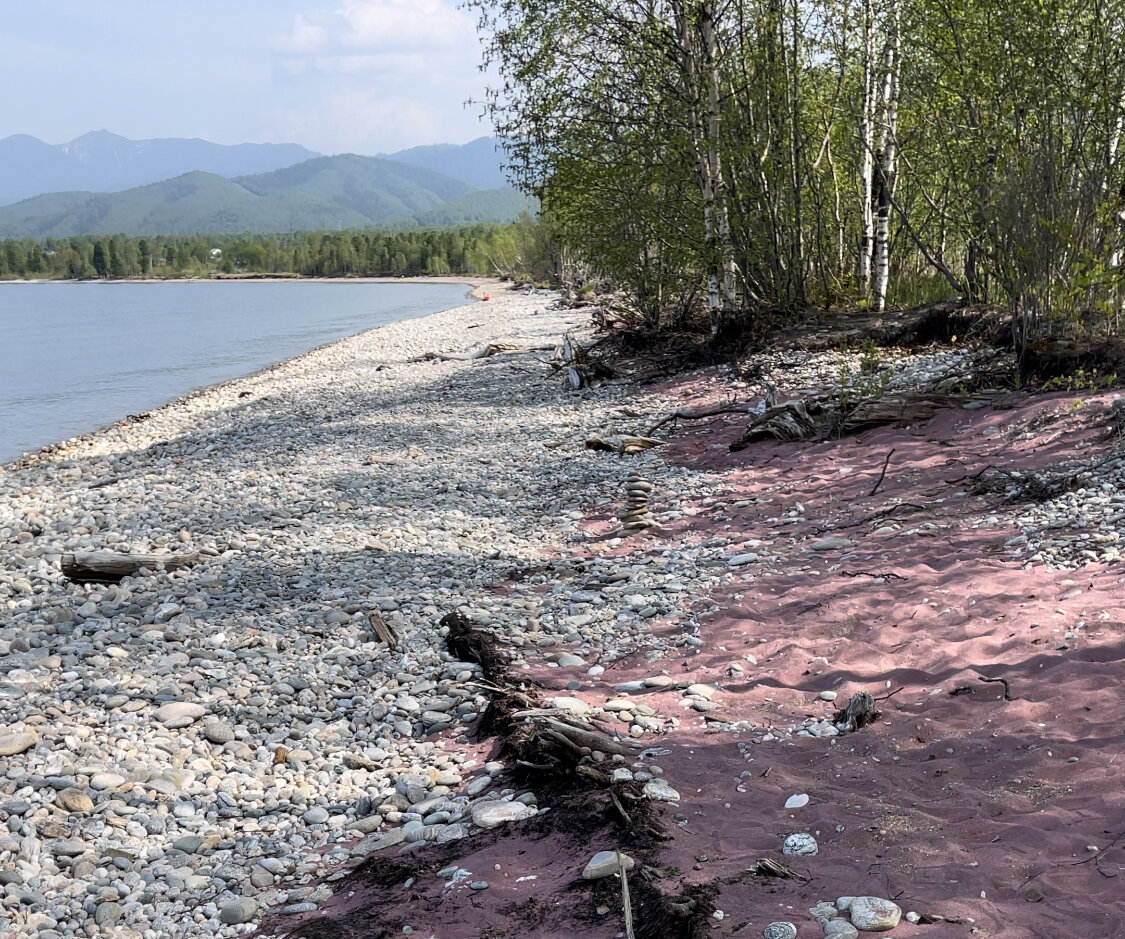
836;338;893;412
1041;367;1117;395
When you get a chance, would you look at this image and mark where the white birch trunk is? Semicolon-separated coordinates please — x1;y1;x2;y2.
858;0;876;294
872;0;901;313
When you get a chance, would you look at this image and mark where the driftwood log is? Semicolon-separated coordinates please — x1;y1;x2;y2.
367;612;400;649
585;433;664;454
61;551;202;584
425;342;519;361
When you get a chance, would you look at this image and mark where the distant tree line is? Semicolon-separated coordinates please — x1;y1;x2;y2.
0;217;553;282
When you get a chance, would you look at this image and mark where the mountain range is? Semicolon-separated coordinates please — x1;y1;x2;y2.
0;132;526;238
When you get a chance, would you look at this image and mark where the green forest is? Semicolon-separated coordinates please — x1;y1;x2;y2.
0;219;549;281
469;0;1125;356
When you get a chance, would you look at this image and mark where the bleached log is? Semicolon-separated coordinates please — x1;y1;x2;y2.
61;551;202;584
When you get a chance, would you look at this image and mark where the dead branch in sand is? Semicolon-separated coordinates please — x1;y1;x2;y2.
645;402;755;436
976;673;1014;700
869;448;896;496
618;850;636;939
751;859;808;881
967;458;1120;504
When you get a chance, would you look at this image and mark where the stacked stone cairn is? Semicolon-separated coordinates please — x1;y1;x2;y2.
622;472;655;531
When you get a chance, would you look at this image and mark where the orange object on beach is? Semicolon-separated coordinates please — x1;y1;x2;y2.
483;293;491;301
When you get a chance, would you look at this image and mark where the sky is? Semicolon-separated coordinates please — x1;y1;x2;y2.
2;0;495;154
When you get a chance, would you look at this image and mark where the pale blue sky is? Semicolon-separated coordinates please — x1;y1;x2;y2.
3;1;493;153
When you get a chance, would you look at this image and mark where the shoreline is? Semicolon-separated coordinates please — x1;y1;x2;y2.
2;279;498;470
0;275;503;291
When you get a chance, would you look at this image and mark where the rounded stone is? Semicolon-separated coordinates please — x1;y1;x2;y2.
763;923;797;939
56;788;94;813
203;722;235;744
153;701;206;725
302;806;331;824
785;793;810;809
219;898;259;925
782;832;818;856
848;896;901;931
582;850;635;880
824;922;859;939
94;902;124;927
471;800;536;829
0;730;38;757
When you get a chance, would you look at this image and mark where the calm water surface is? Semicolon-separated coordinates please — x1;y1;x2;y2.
0;281;473;463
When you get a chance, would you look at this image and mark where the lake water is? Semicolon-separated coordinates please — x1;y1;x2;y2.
0;281;474;464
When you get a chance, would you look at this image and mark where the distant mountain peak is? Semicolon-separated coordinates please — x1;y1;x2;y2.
0;132;321;206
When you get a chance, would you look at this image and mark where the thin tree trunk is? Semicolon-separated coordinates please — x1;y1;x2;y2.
872;0;901;313
858;0;876;294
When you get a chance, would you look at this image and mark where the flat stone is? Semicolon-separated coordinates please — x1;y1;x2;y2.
727;553;759;566
90;772;125;791
548;696;589;714
302;806;330;824
825;922;859;938
203;722;235;744
466;775;492;797
811;537;851;551
0;730;38;757
220;898;259;925
818;690;838;702
555;654;585;668
848;896;901;931
683;684;715;699
582;850;635;880
153;701;206;725
50;838;87;857
762;924;797;939
347;815;384;834
471;800;536;829
642;779;680;802
56;788;94;813
172;835;205;854
785;794;810;809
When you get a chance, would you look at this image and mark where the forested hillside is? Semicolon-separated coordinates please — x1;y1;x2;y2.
470;0;1125;358
0;156;530;238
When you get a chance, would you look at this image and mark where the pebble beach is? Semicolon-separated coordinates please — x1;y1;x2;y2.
0;285;651;937
4;284;1125;939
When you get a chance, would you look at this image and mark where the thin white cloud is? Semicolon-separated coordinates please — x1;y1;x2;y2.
273;0;477;65
264;0;491;151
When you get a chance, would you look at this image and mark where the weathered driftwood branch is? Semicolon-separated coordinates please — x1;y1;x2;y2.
424;342;519;361
367;612;400;649
585;433;664;455
646;402;754;436
61;551;202;584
